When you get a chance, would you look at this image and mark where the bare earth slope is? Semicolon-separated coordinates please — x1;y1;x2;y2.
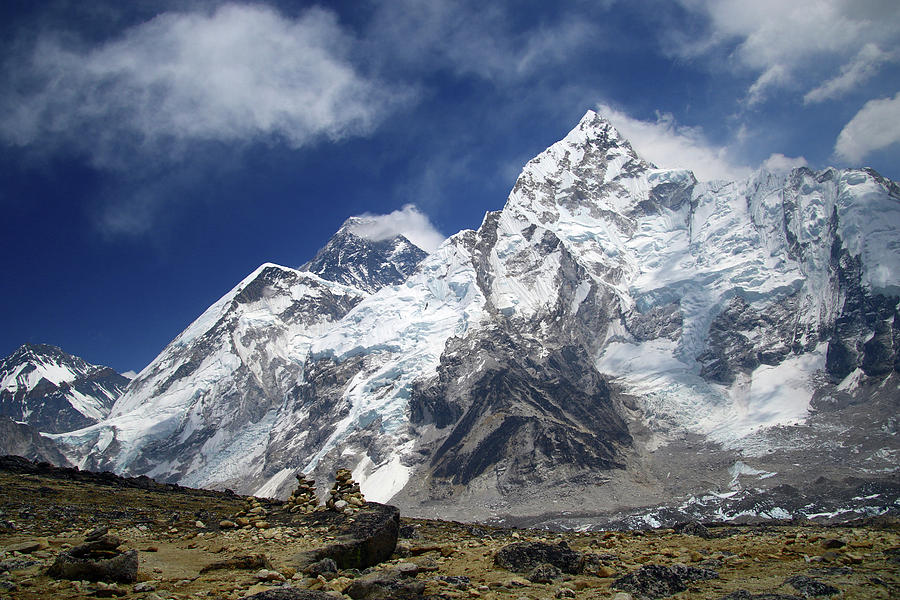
1;458;897;600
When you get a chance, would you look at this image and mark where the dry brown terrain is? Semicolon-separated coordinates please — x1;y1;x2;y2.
0;459;897;600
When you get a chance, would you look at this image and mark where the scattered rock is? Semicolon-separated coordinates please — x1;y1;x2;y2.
433;575;469;590
718;591;803;599
494;541;583;574
242;590;338;600
555;587;576;598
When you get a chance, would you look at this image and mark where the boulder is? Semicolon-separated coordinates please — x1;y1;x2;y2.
47;548;138;583
344;567;425;600
783;575;840;597
292;502;399;570
613;563;718;599
494;541;583;574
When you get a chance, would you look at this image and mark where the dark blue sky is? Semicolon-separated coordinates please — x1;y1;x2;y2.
2;0;898;373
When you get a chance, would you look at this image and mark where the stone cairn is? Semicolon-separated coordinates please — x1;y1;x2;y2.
326;468;366;514
231;496;271;530
286;473;321;514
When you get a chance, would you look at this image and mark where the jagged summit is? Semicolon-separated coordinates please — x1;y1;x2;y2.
301;217;428;294
0;343;128;434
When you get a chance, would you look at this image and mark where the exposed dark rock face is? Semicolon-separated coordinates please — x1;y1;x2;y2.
697;295;806;385
0;417;72;466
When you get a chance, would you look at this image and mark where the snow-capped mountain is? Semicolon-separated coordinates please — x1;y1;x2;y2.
302;217;428;294
0;343;128;433
53;111;899;523
51;229;428;490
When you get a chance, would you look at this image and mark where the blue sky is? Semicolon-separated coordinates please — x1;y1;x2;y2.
2;0;899;374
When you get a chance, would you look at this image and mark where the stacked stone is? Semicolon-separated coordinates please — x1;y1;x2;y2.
233;497;270;530
325;468;366;514
286;473;320;514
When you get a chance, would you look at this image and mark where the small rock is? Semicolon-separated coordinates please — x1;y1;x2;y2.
195;521;206;529
133;582;156;592
555;587;576;599
4;540;43;554
255;568;286;582
219;520;237;529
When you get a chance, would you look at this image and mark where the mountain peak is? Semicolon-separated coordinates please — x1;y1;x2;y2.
301;223;427;294
1;343;128;433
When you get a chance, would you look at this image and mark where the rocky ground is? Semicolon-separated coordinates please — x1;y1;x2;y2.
0;457;898;600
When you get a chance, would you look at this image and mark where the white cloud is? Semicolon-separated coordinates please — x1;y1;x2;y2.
804;44;896;104
671;0;900;105
0;4;407;167
761;153;808;173
835;92;900;164
595;103;752;181
348;205;446;253
746;64;790;107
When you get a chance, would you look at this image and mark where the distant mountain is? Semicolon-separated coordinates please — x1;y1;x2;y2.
54;111;899;525
302;217;428;294
0;343;129;433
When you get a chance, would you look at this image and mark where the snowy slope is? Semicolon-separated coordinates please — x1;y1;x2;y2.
0;344;128;433
52;264;367;488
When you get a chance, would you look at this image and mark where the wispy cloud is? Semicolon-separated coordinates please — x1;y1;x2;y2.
804;44;896;104
761;153;808;173
595;103;752;181
0;3;408;168
835;92;900;164
348;204;446;253
668;0;900;106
